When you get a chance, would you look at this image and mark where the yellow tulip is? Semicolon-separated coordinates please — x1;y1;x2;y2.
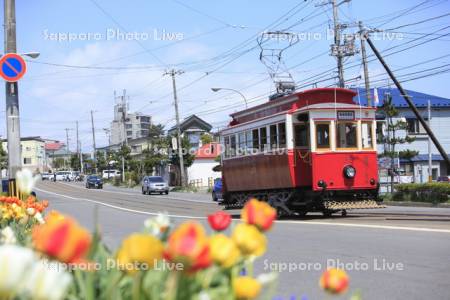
209;234;240;268
232;223;267;257
116;233;164;274
233;276;261;300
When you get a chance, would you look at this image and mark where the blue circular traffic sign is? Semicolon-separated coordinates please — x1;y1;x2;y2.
0;53;27;82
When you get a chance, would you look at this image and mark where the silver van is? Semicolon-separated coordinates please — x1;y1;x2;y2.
142;176;169;195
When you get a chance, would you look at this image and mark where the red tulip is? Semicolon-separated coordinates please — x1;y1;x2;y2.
319;268;349;294
208;211;232;231
241;199;276;231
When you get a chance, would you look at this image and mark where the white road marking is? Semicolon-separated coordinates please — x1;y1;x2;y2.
36;187;450;234
54;182;212;204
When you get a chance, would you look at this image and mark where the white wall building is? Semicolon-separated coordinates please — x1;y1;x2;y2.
110;102;152;145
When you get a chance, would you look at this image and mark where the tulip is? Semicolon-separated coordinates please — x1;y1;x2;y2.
144;213;170;237
241;199;276;231
0;227;17;245
232;223;267;257
207;211;232;231
0;245;35;298
319;268;349;294
233;276;262;300
25;259;72;300
16;169;38;195
116;233;164;274
32;211;92;264
164;222;211;272
209;234;240;268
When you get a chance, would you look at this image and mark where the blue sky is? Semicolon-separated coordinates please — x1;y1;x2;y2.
1;0;449;151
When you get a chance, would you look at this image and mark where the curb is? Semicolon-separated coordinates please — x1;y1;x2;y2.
383;201;450;208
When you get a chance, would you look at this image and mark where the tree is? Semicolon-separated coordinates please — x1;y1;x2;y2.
379;92;415;192
148;124;165;140
200;133;213;145
70;154;81;171
52;157;65;170
0;145;7;177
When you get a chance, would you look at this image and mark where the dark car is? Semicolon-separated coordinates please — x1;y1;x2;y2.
437;176;450;183
86;175;103;189
142;176;169;195
212;178;223;202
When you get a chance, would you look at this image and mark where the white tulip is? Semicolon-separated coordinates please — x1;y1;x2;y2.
0;245;35;297
16;169;38;195
34;212;45;224
0;227;17;245
25;260;72;300
144;212;170;236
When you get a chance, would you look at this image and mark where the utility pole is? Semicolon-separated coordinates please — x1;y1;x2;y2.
90;110;97;174
317;0;354;88
332;0;345;88
119;89;128;182
164;69;186;187
4;0;21;194
359;21;371;107
64;128;71;169
76;121;83;174
427;100;432;183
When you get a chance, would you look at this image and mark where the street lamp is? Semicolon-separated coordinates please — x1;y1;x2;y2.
22;52;40;59
211;87;248;109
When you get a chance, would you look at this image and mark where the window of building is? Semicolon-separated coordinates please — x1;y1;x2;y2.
127;131;133;136
336;122;357;148
23;157;32;165
252;129;259;151
230;135;236;157
376;121;385;143
294;123;309;147
125;124;132;129
278;123;286;148
260;127;268;151
316;123;330;149
361;122;373;149
25;147;31;151
406;118;427;135
270;125;278;149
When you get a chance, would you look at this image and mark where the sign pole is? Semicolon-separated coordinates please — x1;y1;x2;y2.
4;0;22;197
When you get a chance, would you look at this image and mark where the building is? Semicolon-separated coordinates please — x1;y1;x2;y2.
187;142;222;188
354;87;450;182
110;102;152;145
168;115;213;150
1;137;46;174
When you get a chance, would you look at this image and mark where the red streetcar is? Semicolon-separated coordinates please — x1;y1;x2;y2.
219;88;383;217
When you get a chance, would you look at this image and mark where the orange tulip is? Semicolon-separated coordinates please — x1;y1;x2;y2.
241;199;276;231
163;222;211;272
319;268;349;294
32;211;92;264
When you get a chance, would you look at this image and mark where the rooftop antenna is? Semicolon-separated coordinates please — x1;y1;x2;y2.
257;31;298;95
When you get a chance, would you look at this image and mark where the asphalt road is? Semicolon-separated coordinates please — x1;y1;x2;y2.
35;181;450;300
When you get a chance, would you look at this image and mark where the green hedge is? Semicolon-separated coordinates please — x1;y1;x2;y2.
393;183;450;204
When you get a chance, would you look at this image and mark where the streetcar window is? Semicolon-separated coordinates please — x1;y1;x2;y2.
238;132;246;155
246;131;253;152
224;136;230;158
278;123;286;148
270;125;278;149
361;122;373;149
316;123;330;149
252;129;259;153
295;123;309;147
230;135;236;157
336;122;357;148
260;127;268;151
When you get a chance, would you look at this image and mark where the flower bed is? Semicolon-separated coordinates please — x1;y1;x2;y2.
0;175;359;300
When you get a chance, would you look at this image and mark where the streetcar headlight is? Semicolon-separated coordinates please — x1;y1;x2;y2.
344;165;356;179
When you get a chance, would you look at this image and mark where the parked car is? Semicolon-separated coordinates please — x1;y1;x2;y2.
212;178;223;202
102;169;121;179
41;173;53;181
86;175;103;189
142;176;169;195
437;176;450;183
54;171;74;181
